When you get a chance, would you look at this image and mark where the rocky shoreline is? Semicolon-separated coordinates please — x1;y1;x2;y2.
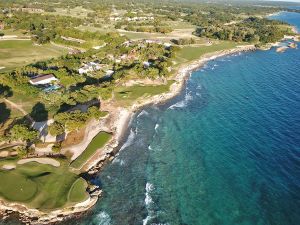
0;44;257;224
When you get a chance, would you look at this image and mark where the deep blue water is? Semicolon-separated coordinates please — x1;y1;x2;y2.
64;11;300;225
270;11;300;32
2;11;300;225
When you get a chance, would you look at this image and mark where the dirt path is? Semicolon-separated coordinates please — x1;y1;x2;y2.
4;98;34;123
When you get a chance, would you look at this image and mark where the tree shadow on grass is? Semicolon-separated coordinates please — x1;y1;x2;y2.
58;98;100;113
30;102;49;122
0;102;11;124
0;84;13;98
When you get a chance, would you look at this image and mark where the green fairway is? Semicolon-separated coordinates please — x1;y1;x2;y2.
0;172;37;202
114;80;175;106
0;160;88;210
175;41;240;63
71;132;112;169
119;31;157;40
0;40;67;71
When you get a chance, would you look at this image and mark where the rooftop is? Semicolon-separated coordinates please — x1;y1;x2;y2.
30;74;56;83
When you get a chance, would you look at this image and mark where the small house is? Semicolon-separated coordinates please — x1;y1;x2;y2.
143;61;151;68
29;74;58;86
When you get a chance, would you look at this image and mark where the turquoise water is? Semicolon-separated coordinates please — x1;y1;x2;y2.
65;12;300;225
1;12;300;225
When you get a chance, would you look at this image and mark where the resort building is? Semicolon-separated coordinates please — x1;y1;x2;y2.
29;74;58;86
78;62;102;74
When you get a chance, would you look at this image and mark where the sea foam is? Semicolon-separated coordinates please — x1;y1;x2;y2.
169;91;193;109
137;110;149;118
94;211;111;225
119;129;135;151
143;182;155;225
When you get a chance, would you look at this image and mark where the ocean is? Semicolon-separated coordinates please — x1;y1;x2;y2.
2;11;300;225
67;11;300;225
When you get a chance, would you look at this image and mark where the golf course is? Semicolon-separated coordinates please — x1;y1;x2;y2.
0;159;88;210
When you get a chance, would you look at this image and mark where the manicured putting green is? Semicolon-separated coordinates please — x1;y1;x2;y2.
0;161;88;210
71;132;112;169
68;178;89;203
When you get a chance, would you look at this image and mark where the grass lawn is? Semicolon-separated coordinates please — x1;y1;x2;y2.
1;29;28;37
119;31;158;40
114;80;175;106
68;177;89;203
0;160;88;210
77;25;116;34
0;40;67;71
175;41;240;63
46;7;94;19
71;132;112;169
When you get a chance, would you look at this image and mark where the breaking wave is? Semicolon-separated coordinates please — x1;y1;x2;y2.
112;157;125;166
94;211;111;225
137;110;150;118
169;91;193;109
154;123;159;132
119;129;135;151
143;183;155;225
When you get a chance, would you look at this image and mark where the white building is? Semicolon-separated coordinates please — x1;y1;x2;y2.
106;70;115;76
79;62;102;74
29;74;58;85
143;61;151;68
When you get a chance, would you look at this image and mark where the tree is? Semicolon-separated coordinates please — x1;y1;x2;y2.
48;122;65;136
30;102;48;122
16;146;27;158
52;143;61;153
0;102;11;124
54;110;89;132
29;23;36;31
0;84;13;98
88;106;107;120
16;146;34;158
9;124;38;142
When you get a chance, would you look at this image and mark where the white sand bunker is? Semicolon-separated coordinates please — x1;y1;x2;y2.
0;151;9;158
18;158;60;167
2;164;16;170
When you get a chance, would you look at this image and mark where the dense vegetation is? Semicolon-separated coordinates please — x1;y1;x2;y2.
194;17;291;43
